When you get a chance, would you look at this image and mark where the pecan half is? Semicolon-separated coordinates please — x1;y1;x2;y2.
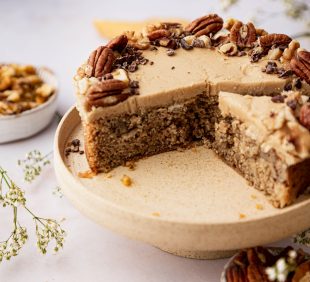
86;79;129;108
185;14;223;37
292;261;310;282
290;50;310;84
106;35;128;53
85;46;115;78
259;33;292;48
300;103;310;130
230;21;256;48
148;29;171;41
247;264;269;282
226;264;247;282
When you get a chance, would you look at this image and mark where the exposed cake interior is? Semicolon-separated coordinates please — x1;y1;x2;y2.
215;92;310;207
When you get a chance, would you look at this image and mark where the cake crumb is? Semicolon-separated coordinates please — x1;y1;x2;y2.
152;212;160;217
105;173;113;178
125;161;136;171
121;175;132;187
78;170;95;179
239;213;246;219
251;194;257;200
256;204;264;210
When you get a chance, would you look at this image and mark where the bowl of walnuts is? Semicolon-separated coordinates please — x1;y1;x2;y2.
0;63;58;143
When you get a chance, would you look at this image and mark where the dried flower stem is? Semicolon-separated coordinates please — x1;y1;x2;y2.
293;228;310;247
0;166;65;262
18;150;53;183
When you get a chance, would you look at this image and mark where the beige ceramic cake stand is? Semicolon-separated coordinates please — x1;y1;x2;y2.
54;107;310;260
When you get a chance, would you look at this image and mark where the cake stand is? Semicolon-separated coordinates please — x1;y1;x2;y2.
54;107;310;259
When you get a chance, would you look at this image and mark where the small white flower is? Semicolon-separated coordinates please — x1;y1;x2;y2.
265;267;277;281
276;258;287;273
277;273;287;282
288;250;297;259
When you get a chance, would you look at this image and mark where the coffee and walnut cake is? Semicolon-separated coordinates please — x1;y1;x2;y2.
74;14;310;208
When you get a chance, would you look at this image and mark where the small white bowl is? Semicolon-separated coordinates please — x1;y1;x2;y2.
0;67;58;144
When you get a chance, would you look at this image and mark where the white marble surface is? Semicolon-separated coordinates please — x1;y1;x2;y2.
0;1;309;281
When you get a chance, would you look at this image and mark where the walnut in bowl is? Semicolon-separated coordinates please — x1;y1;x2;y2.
0;64;58;143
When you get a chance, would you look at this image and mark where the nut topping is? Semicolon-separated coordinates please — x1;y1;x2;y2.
292;261;310;282
147;29;171;41
219;42;238;56
106;35;128;53
300;103;310;130
290;50;310;84
85;46;115;78
86;79;129;109
185;14;223;37
230;21;256;48
247;264;269;282
281;39;300;62
259;33;292;48
124;31;150;50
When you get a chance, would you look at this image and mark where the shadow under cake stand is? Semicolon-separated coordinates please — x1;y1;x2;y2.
54;107;310;260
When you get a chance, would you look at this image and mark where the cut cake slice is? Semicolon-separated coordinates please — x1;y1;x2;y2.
215;91;310;207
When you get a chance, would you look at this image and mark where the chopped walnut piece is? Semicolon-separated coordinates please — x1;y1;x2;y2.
281;40;300;62
219;42;238;56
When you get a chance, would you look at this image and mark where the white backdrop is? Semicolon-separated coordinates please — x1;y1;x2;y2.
0;1;309;281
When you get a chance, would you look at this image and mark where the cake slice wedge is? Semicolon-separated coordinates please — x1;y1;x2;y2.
215;91;310;207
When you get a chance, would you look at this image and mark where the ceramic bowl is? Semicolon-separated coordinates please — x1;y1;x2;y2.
0;67;58;143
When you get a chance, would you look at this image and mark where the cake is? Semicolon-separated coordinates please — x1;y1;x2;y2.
74;14;310;208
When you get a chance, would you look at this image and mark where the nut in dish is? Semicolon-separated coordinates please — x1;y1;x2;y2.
0;64;55;115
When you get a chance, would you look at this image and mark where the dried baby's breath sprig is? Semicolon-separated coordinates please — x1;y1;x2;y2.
18;150;52;183
265;250;297;282
27;211;66;254
0;166;65;263
293;228;310;247
0;207;28;262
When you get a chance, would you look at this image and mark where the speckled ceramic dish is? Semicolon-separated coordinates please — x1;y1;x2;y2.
54;107;310;260
0;67;58;143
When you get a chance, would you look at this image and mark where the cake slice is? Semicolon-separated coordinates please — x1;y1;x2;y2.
215;91;310;208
